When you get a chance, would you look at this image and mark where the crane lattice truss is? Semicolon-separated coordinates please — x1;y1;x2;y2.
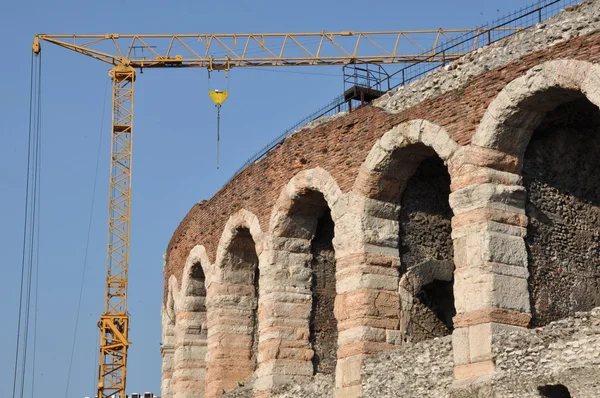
32;27;517;398
33;29;519;69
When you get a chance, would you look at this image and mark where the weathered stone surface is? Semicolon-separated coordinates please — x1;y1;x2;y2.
363;308;600;397
523;97;600;327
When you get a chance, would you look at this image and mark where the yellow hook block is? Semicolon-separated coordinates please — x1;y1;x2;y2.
209;89;229;106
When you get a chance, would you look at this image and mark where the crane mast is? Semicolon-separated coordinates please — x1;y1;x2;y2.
31;27;516;398
97;64;135;398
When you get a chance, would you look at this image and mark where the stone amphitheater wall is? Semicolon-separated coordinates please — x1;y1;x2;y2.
161;1;600;396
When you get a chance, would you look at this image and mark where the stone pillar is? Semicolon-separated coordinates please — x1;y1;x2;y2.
448;147;531;382
172;296;208;398
205;282;257;397
161;343;175;398
161;308;176;398
254;237;315;396
332;193;402;398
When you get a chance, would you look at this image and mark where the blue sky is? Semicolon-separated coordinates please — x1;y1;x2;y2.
0;0;536;396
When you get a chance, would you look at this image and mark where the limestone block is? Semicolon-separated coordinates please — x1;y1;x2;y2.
259;291;311;305
259;300;311;321
361;215;399;246
363;197;401;219
218;267;259;286
208;282;256;297
258;325;308;341
482;231;527;267
260;249;312;270
489;262;530;279
352;166;385;198
490;273;530;313
336;263;399;278
335;270;399;294
453;327;470;366
258;342;313;363
404;119;423;143
450;165;522;193
336;340;393;359
337;317;399;332
449;183;526;215
455;266;530;314
456;145;520;173
206;294;256;311
452;209;528;238
206;323;254;338
379;126;409;152
468;322;494;362
263;236;312;253
385;329;403;345
335;354;367;388
452;232;483;270
258;316;311;330
362;242;401;258
581;63;600;107
258;283;311;297
363;141;393;172
454;268;493;313
420;121;459;161
338;326;387;346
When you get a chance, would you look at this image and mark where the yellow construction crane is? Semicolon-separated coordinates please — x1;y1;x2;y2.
31;28;516;398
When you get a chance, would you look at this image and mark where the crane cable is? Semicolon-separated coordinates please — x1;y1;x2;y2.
208;70;230;169
64;77;109;398
216;104;221;169
12;51;43;398
29;52;43;398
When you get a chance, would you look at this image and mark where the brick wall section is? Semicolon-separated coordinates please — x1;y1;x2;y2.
166;30;600;301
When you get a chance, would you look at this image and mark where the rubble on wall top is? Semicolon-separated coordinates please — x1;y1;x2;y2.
376;0;600;114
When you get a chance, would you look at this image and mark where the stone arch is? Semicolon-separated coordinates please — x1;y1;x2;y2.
472;59;600;157
254;168;342;392
206;210;263;397
447;60;600;380
172;246;212;398
331;120;458;395
471;59;600;328
353;119;459;201
353;120;459;341
180;245;213;295
216;209;263;264
270;167;343;235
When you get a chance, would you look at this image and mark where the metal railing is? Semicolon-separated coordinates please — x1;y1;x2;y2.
228;0;583;182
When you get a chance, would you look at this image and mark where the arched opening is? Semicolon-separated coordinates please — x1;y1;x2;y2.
226;226;260;368
206;218;262;397
524;96;600;326
416;279;454;331
281;188;337;375
397;146;455;342
310;207;336;374
172;257;209;398
538;384;571;398
186;261;207;336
